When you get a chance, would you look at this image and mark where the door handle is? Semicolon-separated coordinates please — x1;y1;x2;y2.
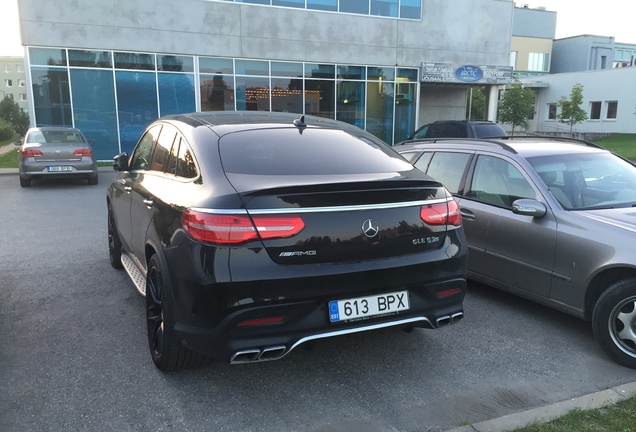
124;186;132;192
143;199;154;208
460;209;476;220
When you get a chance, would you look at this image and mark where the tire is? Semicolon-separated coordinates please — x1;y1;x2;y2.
146;254;210;372
107;203;123;269
20;177;31;188
88;175;99;185
592;278;636;369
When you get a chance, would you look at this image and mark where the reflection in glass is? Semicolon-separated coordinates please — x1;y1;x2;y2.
236;76;270;111
70;69;119;160
199;57;234;75
29;48;67;66
400;0;422;19
115;71;159;153
31;67;72;126
236;59;269;76
371;0;398;17
340;0;370;14
337;81;365;129
271;78;303;113
158;73;195;116
201;74;235;111
366;81;394;144
394;82;416;144
114;52;155;71
69;50;112;68
305;64;335;79
271;61;303;77
157;55;194;72
307;0;337;11
305;80;334;119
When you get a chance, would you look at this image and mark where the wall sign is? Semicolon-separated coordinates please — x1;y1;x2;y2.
421;62;513;84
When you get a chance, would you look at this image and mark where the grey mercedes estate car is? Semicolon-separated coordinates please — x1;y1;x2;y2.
396;136;636;369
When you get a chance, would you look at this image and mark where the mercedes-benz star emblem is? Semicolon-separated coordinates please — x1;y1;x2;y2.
362;219;379;238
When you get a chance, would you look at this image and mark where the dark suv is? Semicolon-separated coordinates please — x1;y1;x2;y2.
107;111;467;371
407;120;506;140
396;136;636;369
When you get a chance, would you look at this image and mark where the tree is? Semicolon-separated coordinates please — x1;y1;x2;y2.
466;87;486;120
497;81;535;135
557;83;587;136
0;96;30;136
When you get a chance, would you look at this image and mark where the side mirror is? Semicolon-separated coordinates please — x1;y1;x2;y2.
113;152;129;172
13;140;22;146
512;199;547;218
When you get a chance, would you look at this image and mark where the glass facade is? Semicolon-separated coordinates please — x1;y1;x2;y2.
219;0;421;19
28;47;418;159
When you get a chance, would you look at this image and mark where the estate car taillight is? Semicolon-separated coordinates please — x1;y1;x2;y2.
181;210;305;245
22;149;43;157
73;148;93;156
420;200;461;227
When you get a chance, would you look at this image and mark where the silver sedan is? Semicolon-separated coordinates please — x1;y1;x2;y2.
16;127;98;187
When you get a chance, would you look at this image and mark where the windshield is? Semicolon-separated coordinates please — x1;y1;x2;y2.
27;130;86;144
528;152;636;210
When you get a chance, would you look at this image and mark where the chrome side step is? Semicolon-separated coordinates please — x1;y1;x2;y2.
121;252;146;296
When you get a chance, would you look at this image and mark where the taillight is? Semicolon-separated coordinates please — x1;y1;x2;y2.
73;148;93;156
22;149;43;157
420;200;461;227
181;210;305;245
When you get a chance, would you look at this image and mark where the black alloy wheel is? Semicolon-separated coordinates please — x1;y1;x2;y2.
592;278;636;369
146;254;209;371
107;204;123;269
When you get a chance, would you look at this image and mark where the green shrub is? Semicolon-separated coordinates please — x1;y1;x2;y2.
0;118;14;141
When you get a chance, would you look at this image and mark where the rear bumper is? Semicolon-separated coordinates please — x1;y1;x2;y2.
20;160;98;179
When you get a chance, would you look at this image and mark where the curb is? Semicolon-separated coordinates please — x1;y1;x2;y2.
446;381;636;432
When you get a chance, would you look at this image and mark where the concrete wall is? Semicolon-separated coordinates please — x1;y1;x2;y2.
524;67;636;134
551;35;615;73
512;6;556;39
418;87;467;124
17;0;513;68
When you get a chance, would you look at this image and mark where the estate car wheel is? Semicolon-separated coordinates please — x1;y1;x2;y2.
19;177;31;188
146;254;210;372
592;278;636;369
107;204;123;269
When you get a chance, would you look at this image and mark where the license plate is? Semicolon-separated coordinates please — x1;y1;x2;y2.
48;166;73;172
329;290;410;323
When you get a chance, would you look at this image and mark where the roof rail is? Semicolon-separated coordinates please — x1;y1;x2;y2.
501;134;602;149
395;137;517;154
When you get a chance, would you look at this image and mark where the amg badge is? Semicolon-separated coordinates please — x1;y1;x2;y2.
279;250;317;257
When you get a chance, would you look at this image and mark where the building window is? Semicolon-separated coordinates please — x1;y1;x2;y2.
19;93;27;102
547;103;557;120
3;65;9;73
528;53;550;72
18;79;25;87
5;79;12;87
7;94;14;101
606;101;618;119
17;65;24;73
600;56;607;69
590;101;601;120
509;51;517;69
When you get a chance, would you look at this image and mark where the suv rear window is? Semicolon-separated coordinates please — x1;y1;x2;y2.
219;128;411;175
473;123;506;137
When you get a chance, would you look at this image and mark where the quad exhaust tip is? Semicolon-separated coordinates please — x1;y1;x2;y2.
436;311;464;327
230;345;287;364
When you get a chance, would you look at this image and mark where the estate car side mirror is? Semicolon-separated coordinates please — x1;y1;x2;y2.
13;140;22;146
113;152;129;172
511;199;547;218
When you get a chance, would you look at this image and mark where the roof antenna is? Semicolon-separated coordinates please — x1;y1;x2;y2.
293;115;306;128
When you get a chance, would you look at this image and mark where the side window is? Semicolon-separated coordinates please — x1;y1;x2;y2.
399;151;420;163
468;155;535;207
413;125;429;139
165;137;180;176
149;126;177;172
129;125;161;171
413;152;433;172
425;152;471;194
175;140;198;179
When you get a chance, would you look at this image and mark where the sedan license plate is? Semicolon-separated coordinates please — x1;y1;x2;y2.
329;290;409;323
47;166;73;172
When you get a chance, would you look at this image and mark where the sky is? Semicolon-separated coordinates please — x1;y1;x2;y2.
0;0;635;56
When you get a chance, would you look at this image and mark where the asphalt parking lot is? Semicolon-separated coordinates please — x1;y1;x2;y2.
1;171;636;432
